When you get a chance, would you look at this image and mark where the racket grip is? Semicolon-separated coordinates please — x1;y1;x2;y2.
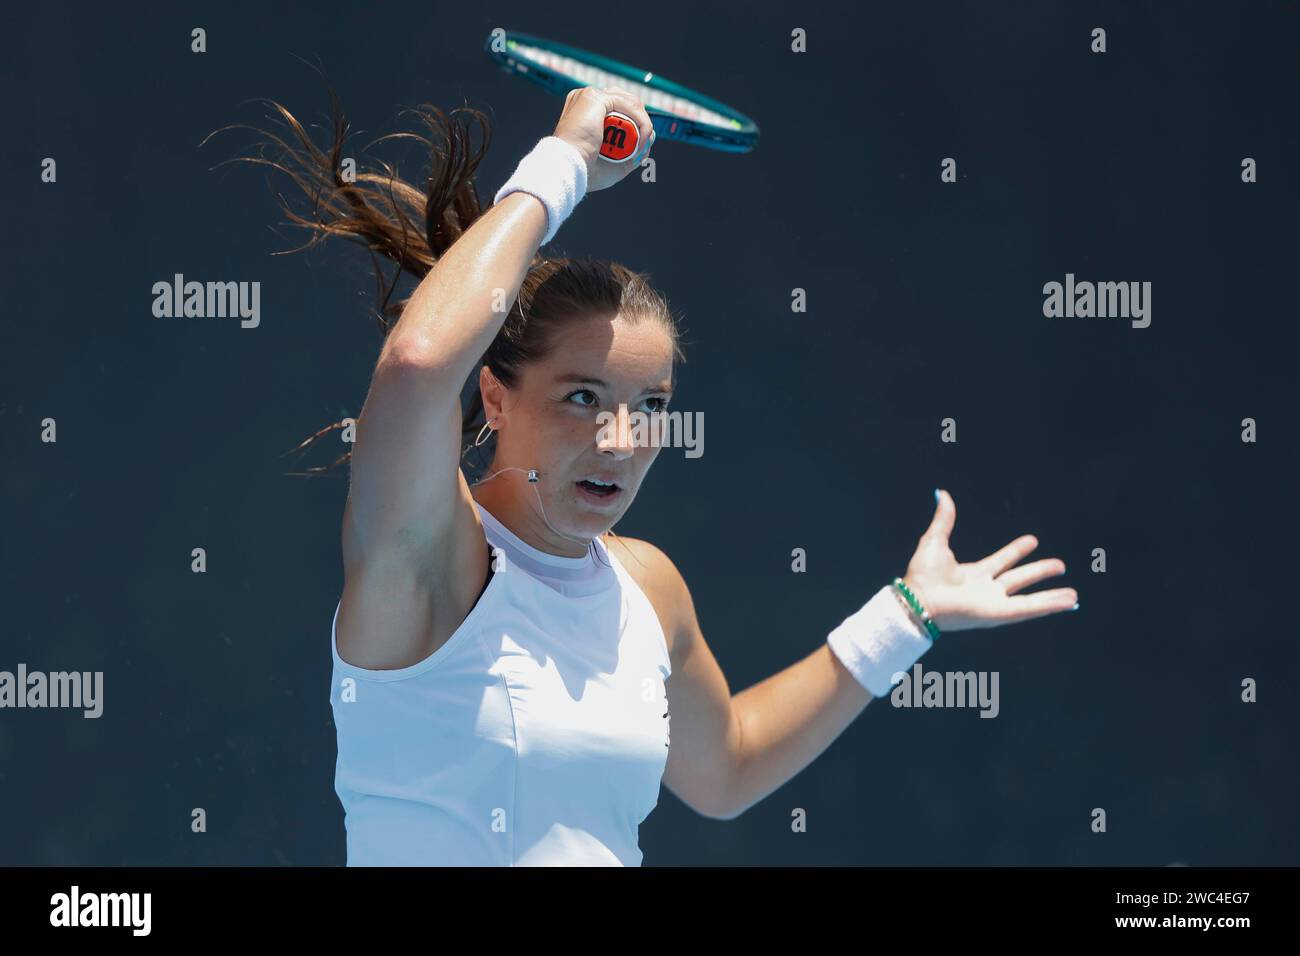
599;111;640;163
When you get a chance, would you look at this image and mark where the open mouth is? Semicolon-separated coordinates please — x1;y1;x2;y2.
575;478;622;502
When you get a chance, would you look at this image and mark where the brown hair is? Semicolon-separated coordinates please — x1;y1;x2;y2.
204;84;686;481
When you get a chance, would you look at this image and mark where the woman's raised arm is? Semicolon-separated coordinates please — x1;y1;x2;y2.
338;87;654;670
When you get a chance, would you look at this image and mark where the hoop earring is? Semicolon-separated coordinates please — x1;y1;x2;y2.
474;417;498;448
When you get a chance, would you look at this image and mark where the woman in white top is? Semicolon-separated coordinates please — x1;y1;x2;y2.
238;86;1078;865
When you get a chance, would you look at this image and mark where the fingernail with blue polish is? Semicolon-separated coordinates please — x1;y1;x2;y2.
933;488;941;503
1070;603;1080;611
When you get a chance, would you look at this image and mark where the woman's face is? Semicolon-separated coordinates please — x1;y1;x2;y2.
484;312;676;541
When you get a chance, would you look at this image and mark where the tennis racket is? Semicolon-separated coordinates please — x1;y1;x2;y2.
484;30;759;155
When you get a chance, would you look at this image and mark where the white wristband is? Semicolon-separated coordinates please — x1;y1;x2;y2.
827;585;935;698
492;136;588;246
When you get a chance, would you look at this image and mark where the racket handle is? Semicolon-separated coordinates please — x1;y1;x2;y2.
599;111;640;163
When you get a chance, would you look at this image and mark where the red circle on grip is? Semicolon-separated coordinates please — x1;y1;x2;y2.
599;112;640;162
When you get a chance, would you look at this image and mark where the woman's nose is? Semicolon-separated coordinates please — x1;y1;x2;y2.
596;404;637;458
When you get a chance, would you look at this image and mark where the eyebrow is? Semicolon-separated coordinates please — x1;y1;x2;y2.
554;373;674;394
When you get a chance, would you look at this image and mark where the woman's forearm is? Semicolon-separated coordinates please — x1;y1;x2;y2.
382;191;547;375
722;644;875;819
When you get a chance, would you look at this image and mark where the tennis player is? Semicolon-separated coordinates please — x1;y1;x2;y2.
240;85;1078;865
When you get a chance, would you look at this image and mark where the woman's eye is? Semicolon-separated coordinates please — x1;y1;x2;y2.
565;391;669;413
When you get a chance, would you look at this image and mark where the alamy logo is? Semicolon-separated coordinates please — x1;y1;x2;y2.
595;406;703;458
152;273;261;328
0;664;103;718
889;663;1000;718
49;886;151;935
1042;273;1151;328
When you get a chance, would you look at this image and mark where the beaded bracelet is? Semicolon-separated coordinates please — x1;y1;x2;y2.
893;577;941;642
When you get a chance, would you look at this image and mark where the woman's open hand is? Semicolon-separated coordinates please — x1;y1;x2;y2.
901;489;1078;633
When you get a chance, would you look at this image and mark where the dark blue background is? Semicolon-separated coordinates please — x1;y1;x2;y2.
2;0;1297;865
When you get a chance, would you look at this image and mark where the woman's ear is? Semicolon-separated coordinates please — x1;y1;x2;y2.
478;364;506;423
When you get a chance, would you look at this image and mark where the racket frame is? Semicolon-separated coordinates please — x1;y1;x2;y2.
484;30;759;153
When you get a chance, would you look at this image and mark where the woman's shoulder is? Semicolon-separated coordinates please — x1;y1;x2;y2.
602;534;689;666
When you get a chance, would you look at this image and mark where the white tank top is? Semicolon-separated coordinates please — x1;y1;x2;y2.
328;498;672;866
